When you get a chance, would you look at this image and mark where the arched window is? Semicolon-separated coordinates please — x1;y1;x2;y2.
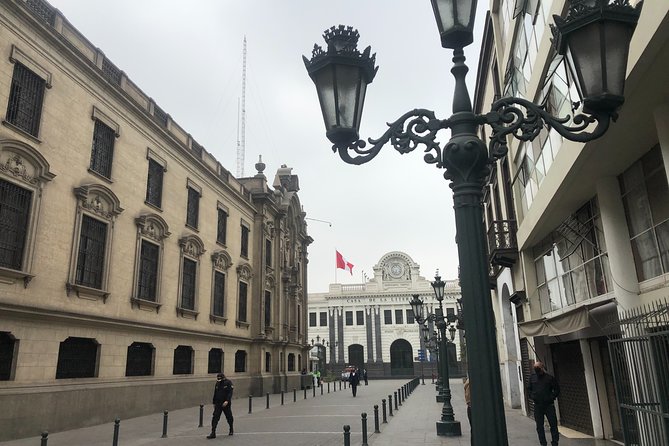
287;353;295;371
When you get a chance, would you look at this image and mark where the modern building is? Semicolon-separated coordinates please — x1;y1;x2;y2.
477;0;669;443
0;0;311;440
307;251;463;379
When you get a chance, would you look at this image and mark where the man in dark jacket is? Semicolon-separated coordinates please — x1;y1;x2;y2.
348;368;360;397
529;361;560;446
207;373;234;439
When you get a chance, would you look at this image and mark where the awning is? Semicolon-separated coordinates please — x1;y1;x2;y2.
517;300;611;338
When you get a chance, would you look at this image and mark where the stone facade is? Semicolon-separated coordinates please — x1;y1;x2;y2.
308;251;463;379
0;0;311;440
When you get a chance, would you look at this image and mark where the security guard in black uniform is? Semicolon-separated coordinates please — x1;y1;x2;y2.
207;373;234;439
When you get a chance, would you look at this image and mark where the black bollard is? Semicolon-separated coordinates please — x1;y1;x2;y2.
344;380;347;389
281;390;284;405
394;391;399;410
161;410;168;438
328;382;330;393
313;384;316;398
304;387;307;399
199;404;204;427
339;380;342;390
343;425;351;446
293;388;296;402
361;412;369;446
266;392;270;409
321;383;324;395
112;418;120;446
248;395;252;414
382;399;388;423
388;394;394;416
373;405;380;433
432;373;435;384
40;432;48;446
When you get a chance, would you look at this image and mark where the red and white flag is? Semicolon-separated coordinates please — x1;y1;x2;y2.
336;250;354;275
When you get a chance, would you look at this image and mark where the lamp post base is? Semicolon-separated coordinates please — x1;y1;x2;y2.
436;420;462;437
436;394;445;403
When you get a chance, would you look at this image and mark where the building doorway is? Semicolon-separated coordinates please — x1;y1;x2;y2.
390;339;414;376
348;344;364;370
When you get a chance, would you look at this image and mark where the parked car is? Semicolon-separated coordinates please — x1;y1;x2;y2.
341;366;356;381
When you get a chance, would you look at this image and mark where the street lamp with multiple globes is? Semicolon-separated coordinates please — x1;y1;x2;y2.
303;1;641;444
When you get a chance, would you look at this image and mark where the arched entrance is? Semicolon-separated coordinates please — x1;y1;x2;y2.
390;339;414;376
348;344;364;370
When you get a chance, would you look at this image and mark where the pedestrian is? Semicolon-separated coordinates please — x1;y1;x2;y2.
463;377;471;429
363;368;368;385
348;367;360;397
315;369;321;386
207;373;234;439
529;361;560;446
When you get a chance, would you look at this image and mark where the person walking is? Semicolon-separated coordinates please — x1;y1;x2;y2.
207;373;234;439
464;377;471;429
363;368;368;385
348;368;360;397
529;361;560;446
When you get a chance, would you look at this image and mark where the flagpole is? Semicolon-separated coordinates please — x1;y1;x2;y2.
334;248;337;284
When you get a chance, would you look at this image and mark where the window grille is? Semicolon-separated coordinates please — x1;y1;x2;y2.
125;342;153;376
0;179;31;270
345;311;353;326
395;309;404;324
238;281;247;322
309;312;317;327
213;271;225;316
0;332;16;380
186;187;199;228
180;258;196;310
241;225;249;257
26;0;55;26
217;208;227;244
173;345;193;374
145;159;163;208
154;105;168;127
6;63;45;137
234;350;246;372
356;310;364;325
208;348;223;374
89;120;115;178
265;352;271;373
137;240;159;301
384;309;393;324
287;353;295;371
56;337;98;379
407;309;415;324
319;312;327;326
101;58;121;86
75;216;107;289
264;291;271;327
265;239;272;267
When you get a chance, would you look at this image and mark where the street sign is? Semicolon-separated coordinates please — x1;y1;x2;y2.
417;349;426;362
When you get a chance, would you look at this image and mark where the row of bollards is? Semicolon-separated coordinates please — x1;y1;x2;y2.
340;377;420;446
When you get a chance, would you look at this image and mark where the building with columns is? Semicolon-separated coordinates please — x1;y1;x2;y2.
477;0;668;443
308;251;463;379
0;0;311;440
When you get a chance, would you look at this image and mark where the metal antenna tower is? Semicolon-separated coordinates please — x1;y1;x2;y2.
236;36;247;177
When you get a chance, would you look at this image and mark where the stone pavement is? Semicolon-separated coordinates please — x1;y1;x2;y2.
1;379;619;446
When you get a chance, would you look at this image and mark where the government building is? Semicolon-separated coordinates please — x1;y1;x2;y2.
0;0;311;440
307;251;463;379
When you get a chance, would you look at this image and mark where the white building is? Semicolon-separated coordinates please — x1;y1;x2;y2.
308;251;462;379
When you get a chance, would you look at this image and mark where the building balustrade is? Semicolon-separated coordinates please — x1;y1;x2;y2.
486;220;518;269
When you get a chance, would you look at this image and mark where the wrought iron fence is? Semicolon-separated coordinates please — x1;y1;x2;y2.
608;299;669;445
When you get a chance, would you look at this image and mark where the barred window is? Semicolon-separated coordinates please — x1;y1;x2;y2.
384;309;393;324
137;240;159;301
186;187;199;229
0;179;32;270
407;309;415;324
173;345;193;375
234;350;246;372
345;311;353;326
145;159;164;208
356;310;364;325
213;271;225;317
238;281;248;322
217;208;227;244
89;120;115;178
125;342;154;377
241;225;249;257
265;352;271;373
319;312;327;326
395;309;404;324
309;312;317;327
265;239;272;267
180;258;196;310
264;290;271;328
75;215;107;289
6;63;45;137
208;348;223;374
0;332;16;381
56;337;98;379
287;353;295;371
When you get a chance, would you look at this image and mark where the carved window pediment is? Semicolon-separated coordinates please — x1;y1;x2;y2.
135;214;170;242
212;250;233;271
236;262;253;280
265;273;275;289
0;139;55;187
179;234;205;259
74;184;124;220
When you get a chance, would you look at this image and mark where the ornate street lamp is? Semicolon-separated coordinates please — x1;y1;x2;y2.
304;2;641;444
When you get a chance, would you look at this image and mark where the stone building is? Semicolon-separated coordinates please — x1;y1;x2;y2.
0;0;311;440
307;251;462;379
477;0;669;442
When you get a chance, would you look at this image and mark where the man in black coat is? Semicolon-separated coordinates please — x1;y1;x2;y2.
348;368;360;397
207;373;234;439
529;361;561;446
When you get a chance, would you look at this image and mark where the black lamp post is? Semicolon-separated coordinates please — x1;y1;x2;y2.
304;1;641;444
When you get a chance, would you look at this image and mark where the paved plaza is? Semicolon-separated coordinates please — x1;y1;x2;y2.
1;379;618;446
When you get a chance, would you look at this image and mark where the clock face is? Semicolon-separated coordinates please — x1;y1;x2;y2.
389;262;405;278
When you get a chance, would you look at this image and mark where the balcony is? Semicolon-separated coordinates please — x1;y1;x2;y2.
487;220;518;269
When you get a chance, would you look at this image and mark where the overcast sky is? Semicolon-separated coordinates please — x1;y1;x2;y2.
47;0;487;292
